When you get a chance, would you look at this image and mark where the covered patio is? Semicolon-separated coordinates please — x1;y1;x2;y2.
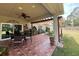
0;3;64;56
9;34;56;56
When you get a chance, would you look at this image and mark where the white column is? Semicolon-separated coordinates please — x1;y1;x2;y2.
53;16;59;46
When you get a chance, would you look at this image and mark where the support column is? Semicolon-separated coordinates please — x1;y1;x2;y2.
53;16;63;47
53;16;59;46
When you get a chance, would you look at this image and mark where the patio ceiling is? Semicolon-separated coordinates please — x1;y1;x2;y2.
0;3;64;22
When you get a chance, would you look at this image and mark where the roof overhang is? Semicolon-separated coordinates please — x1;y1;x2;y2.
0;3;64;22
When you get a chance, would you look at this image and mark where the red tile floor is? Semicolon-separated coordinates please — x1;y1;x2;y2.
9;34;56;56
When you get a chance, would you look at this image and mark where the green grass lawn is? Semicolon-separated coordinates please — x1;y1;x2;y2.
52;29;79;56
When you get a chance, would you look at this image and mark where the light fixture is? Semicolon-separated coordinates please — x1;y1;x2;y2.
48;17;51;19
32;5;36;8
46;18;48;20
43;18;45;20
18;6;23;10
51;16;53;18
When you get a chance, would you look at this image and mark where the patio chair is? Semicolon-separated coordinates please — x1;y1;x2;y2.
12;36;24;46
25;36;32;42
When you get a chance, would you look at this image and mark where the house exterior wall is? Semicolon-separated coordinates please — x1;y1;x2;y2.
32;20;53;32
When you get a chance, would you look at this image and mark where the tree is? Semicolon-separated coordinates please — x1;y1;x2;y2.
64;19;72;26
73;18;79;26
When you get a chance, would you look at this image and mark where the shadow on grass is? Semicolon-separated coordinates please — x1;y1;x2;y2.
52;35;79;56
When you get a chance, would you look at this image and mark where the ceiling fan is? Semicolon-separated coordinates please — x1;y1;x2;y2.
16;12;31;19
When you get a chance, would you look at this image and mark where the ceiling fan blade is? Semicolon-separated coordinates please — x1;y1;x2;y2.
16;12;31;19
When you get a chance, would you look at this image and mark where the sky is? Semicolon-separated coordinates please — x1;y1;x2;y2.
63;3;79;19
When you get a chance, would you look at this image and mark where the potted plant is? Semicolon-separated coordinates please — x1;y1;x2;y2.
45;27;50;35
0;47;9;56
32;26;38;35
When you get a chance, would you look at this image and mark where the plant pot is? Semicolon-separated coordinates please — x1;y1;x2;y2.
50;36;54;45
